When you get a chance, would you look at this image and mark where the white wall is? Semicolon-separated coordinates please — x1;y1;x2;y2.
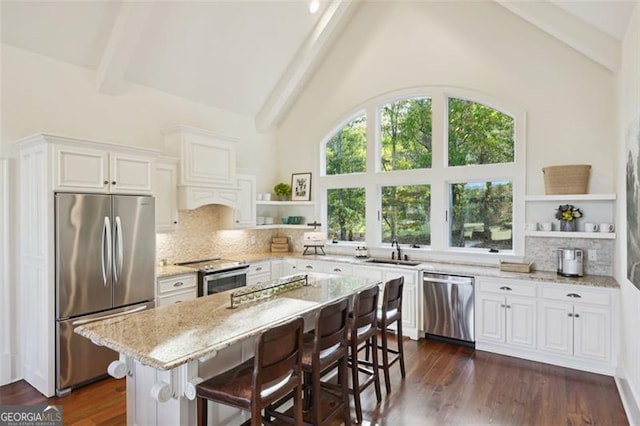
276;1;616;195
615;1;640;423
0;44;278;190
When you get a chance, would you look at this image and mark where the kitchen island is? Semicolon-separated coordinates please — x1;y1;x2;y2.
76;272;380;426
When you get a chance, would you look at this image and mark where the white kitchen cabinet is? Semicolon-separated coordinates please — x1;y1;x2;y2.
270;260;283;280
54;144;154;194
156;273;197;307
282;258;297;276
155;157;179;233
164;126;237;188
233;174;256;228
382;269;419;338
247;260;271;286
322;262;353;276
295;259;325;273
475;278;536;350
537;284;611;364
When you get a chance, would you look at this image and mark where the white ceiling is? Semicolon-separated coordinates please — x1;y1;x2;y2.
1;1;636;130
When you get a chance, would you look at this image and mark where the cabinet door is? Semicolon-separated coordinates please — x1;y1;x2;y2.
352;265;384;282
234;174;256;228
283;259;297;276
506;296;536;349
296;260;323;272
155;160;178;232
157;290;196;307
182;133;236;187
247;261;271;286
537;300;573;356
573;304;610;363
271;260;283;280
322;262;353;276
54;145;109;192
382;269;418;333
109;153;153;194
476;294;506;344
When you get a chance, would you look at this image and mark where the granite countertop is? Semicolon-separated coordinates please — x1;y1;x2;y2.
156;252;619;289
223;252;619;289
76;273;380;370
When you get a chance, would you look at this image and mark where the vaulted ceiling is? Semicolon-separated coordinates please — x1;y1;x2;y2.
1;1;635;132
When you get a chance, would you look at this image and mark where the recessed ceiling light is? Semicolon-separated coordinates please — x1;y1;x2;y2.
309;0;320;14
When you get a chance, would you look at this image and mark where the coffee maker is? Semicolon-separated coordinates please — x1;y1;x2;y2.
557;248;584;277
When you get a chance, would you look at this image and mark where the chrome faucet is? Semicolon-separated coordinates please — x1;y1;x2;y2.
391;239;402;260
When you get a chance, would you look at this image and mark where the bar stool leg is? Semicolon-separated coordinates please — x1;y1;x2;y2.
350;344;364;424
370;334;382;403
397;320;406;379
381;327;392;394
339;355;352;426
197;397;207;426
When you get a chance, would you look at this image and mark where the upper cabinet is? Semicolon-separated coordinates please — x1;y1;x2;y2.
51;138;155;195
155;157;179;233
164;126;240;210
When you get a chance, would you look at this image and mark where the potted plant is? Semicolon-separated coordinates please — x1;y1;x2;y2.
273;182;291;201
555;204;583;232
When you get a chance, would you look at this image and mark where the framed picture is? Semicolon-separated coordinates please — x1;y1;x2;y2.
291;172;312;201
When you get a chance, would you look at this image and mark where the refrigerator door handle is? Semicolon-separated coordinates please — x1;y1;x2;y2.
113;216;123;285
103;216;112;287
71;305;149;326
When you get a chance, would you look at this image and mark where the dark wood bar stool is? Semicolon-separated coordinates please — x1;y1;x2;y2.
195;316;305;426
269;298;351;425
377;276;406;394
348;285;382;423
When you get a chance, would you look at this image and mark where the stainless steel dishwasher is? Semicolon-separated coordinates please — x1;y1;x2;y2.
423;273;475;345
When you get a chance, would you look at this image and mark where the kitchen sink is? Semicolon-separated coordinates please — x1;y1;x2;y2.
365;258;422;267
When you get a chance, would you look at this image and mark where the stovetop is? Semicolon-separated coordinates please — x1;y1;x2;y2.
175;257;248;273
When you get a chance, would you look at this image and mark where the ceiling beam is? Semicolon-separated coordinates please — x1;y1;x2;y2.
95;2;151;95
255;0;362;132
496;1;620;72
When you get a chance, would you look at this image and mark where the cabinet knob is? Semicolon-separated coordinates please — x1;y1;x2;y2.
566;293;581;298
112;181;116;185
256;267;262;271
574;313;580;318
305;265;313;269
499;286;512;291
334;268;342;272
173;282;184;287
568;313;573;317
103;180;109;185
173;221;178;224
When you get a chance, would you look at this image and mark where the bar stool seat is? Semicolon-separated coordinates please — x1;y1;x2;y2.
196;316;305;426
376;276;406;394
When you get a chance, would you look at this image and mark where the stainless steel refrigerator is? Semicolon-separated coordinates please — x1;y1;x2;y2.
55;193;156;396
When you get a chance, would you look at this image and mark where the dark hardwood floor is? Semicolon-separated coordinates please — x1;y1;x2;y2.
0;339;628;425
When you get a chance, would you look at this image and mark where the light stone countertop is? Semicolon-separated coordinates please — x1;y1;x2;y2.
156;264;198;278
223;252;619;289
76;273;380;370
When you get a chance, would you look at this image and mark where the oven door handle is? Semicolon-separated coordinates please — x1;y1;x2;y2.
204;268;248;281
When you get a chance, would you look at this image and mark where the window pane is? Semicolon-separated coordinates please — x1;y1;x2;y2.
448;98;514;166
381;185;431;246
449;181;513;250
327;188;365;242
325;114;367;175
380;98;432;171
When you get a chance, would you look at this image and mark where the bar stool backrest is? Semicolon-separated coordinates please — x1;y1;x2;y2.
352;286;380;337
382;276;404;321
254;317;304;400
313;298;350;362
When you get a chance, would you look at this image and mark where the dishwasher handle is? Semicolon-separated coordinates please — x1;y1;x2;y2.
423;276;473;285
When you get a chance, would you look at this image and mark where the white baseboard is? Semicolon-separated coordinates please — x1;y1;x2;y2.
0;352;21;386
616;366;640;425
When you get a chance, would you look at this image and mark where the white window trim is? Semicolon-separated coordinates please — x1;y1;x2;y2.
318;86;526;261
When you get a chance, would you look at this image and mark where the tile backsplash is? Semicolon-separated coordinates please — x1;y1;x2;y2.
156;205;306;263
524;236;613;275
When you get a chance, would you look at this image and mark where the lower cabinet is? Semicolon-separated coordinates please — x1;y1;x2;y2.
476;277;615;375
156;273;197;307
537;285;611;364
476;277;536;350
247;260;272;286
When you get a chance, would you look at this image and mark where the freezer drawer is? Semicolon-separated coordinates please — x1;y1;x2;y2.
56;302;153;395
423;273;474;343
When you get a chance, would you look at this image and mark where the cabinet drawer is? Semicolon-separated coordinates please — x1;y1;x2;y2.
248;261;271;275
478;279;536;297
540;285;610;306
158;274;197;295
323;263;353;275
158;290;196;307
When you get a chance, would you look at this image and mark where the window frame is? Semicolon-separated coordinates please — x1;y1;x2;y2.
318;87;526;259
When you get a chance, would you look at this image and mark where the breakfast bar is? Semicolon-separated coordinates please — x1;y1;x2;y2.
75;273;381;425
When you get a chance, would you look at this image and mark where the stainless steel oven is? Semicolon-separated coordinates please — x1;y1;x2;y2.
175;258;249;297
200;266;248;296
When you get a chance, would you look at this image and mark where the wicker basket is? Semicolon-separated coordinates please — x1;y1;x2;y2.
542;164;591;195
